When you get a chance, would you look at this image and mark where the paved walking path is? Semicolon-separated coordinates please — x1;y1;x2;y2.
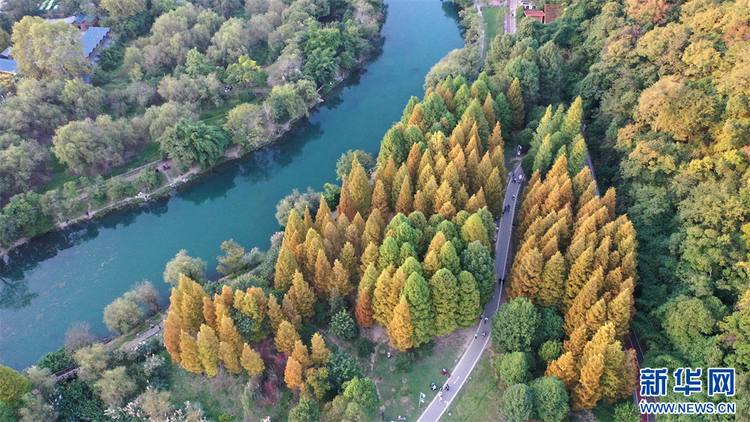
506;0;518;34
417;164;524;422
475;2;486;58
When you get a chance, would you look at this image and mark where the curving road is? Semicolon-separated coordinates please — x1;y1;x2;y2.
416;164;524;422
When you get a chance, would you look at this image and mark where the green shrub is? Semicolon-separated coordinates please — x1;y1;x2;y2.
395;353;415;373
357;338;376;358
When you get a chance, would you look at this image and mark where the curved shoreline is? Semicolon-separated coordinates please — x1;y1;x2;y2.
0;44;384;258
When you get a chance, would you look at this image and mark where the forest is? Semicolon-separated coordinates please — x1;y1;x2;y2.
0;0;384;247
2;0;750;419
0;66;514;420
478;0;750;417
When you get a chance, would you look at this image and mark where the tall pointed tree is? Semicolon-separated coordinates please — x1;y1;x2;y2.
216;315;242;356
348;156;373;217
275;320;300;355
507;78;525;129
310;333;331;366
219;341;242;374
355;289;376;327
197;324;220;377
314;249;332;301
289;270;316;320
430;269;459;336
292;339;313;369
285;357;304;389
338;176;358;221
275;245;300;292
403;272;433;347
372;266;393;325
241;343;265;377
455;271;481;328
180;330;203;374
388;296;415;352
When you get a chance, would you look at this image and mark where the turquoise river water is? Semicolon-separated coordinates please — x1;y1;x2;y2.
0;0;463;370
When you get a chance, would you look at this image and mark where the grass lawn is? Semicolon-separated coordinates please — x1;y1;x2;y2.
169;365;250;420
352;326;473;421
443;349;504;422
483;6;506;48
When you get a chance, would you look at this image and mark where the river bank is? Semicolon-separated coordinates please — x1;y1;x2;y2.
0;41;385;258
0;0;465;371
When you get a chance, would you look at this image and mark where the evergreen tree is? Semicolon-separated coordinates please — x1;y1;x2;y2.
537;41;564;104
507;78;525;129
348;156;373;217
572;353;604;410
388;296;414;352
462;241;495;307
378;237;400;271
180;330;203;374
276;320;300;354
285;357;304;389
331;260;353;297
355;290;376;327
483;94;497;130
567;135;588;177
484;168;504;216
241;343;265;376
178;275;206;333
395;175;414;216
314;249;332;301
219;341;242;374
372;266;393;326
607;287;633;339
533;134;554;175
292;339;313;369
289;270;316;320
430;269;459;336
403;272;433;347
561;97;583;141
330;310;359;341
538;251;566;309
267;295;284;333
564;273;600;335
494;93;513;137
455;271;481;328
164;311;184;363
500;384;534;422
461;214;490;250
203;297;218;332
510;248;544;302
311;333;332;366
219;315;243;356
546;351;579;390
338;177;358;221
282;294;303;329
197;324;220;377
564;247;595;308
438;241;461;275
387;268;407;319
379;126;408;167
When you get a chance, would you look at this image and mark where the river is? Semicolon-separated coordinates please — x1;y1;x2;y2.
0;0;464;370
